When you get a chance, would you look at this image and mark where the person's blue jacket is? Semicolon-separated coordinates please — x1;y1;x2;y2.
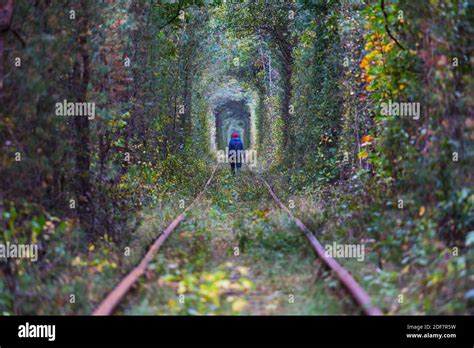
228;137;244;167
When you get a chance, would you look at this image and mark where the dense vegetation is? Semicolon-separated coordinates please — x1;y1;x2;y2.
0;0;472;315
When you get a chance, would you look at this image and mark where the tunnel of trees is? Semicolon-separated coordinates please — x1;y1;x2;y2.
0;0;473;315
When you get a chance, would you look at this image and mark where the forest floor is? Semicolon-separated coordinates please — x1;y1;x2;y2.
115;166;360;315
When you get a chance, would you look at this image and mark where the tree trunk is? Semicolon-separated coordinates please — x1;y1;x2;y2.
72;1;93;238
181;63;193;149
281;58;293;155
0;0;14;98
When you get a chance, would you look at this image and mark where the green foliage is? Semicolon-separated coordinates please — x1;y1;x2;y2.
1;0;472;315
160;265;254;315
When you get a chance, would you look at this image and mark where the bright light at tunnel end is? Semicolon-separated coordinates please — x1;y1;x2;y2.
216;148;258;167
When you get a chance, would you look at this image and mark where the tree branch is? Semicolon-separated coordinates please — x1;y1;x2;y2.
12;28;25;47
157;1;183;30
381;0;405;50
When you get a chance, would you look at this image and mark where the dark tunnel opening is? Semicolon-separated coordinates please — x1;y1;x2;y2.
214;99;251;150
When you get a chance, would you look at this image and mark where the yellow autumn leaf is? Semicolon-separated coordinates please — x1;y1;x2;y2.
361;135;374;144
419;206;426;217
359;57;369;69
382;42;394;53
365;74;374;82
204;273;216;282
71;256;82;267
236;266;249;276
365;50;379;61
357;150;369;160
429;273;441;286
177;282;186;294
232;298;247;313
240;278;253;291
167;299;177;310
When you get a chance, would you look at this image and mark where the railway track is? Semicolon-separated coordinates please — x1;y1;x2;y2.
93;165;382;316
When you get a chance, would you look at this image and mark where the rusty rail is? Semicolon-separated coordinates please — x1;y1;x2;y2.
258;175;383;316
93;166;218;315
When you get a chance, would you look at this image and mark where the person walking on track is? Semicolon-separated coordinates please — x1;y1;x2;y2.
228;132;244;174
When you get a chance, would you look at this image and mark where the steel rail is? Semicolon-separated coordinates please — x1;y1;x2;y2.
258;174;383;316
93;165;218;315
